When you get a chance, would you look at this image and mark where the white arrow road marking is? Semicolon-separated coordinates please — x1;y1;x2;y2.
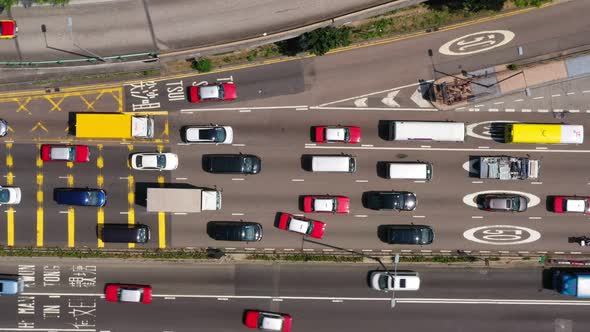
354;98;368;107
381;90;400;107
410;88;433;108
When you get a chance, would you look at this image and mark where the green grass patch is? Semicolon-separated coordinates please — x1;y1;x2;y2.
0;247;210;260
247;254;364;262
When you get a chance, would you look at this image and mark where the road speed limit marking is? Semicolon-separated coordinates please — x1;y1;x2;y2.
439;30;515;56
463;225;541;245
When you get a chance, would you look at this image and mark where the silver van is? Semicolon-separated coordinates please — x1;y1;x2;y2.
386;162;432;180
311;155;356;173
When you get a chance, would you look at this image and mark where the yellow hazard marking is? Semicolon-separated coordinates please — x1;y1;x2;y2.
158;212;166;249
36;150;43;168
67;174;74;187
6;172;13;185
127;208;135;249
36;173;43;188
67;207;75;248
15;97;32;114
36;190;43;203
156;145;164;153
45;95;66;112
31;122;49;133
157;175;165;184
162;119;169;137
79;91;105;111
97;174;104;188
5;155;12;168
97;207;104;248
36;207;44;247
6;208;14;247
66;161;74;169
97;155;104;169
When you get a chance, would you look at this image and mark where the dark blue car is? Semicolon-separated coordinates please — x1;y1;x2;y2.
54;188;107;207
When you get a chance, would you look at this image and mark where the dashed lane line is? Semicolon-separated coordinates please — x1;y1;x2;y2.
305;145;590;154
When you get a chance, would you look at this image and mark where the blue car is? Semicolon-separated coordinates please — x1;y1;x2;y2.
53;188;107;207
0;277;24;295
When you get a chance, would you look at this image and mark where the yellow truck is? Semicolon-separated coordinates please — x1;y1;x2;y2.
74;113;154;139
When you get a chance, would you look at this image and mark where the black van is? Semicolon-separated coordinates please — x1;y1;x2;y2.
202;154;261;174
98;223;150;244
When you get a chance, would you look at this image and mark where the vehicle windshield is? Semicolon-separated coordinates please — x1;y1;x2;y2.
242;157;253;172
85;191;101;206
137;228;147;242
343;128;350;141
419;228;433;244
0;189;9;203
510;197;519;210
156;155;166;168
243;225;257;241
68;147;76;160
378;274;390;289
217;85;225;99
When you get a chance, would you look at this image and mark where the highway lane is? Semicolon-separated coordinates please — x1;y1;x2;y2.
0;0;397;61
0;257;587;331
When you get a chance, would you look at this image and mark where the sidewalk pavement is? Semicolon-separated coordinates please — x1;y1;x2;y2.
432;47;590;110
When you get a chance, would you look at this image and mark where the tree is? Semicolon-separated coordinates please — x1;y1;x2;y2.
425;0;505;12
301;26;352;56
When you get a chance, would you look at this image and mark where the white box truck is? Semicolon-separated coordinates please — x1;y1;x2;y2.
146;188;221;213
478;156;539;180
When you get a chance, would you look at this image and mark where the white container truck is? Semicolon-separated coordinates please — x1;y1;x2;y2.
146;188;221;213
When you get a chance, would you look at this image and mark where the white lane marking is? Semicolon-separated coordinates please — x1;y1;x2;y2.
567;92;575;95
462;190;541;208
232;178;245;181
535;147;548;150
420;145;431;148
264;248;275;251
570;109;580;113
361;144;374;147
272;298;283;302
317;81;428;107
480;251;491;253
554;109;563;112
354;97;368;107
571;252;582;254
232;143;245;147
231;213;244;216
493;102;504;105
59;211;68;214
478;146;489;149
538;109;549;113
118;176;129;180
323;249;334;252
239;110;251;113
355;180;368;183
305;143;317;146
217;297;229;301
522;109;532;112
555;251;565;254
310;106;437;111
381;90;400;107
361;249;373;252
474;104;485;107
119;212;129;215
533;96;544;100
583;90;590;94
305;146;590;154
291;179;305;182
354;215;368;218
413;180;426;183
410;88;433;108
489;108;499;112
498;251;509;254
471;181;483;184
505;108;515;112
283;248;295;251
296;107;309;111
531;182;543;184
551;94;561;97
514;99;524;102
332;299;344;303
175;177;188;180
181;105;308;112
528;217;542;220
303;248;314;252
381;249;392;252
119;142;131;145
456;107;466;110
468;108;479;112
173;212;187;215
472;216;483;219
412;215;425;218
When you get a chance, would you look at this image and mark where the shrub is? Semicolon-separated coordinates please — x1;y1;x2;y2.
191;58;212;72
507;63;519;70
302;26;352;56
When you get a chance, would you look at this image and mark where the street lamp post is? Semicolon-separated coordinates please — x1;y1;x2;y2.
390;254;400;308
66;16;106;62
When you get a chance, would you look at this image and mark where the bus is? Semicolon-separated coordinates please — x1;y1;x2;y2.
505;123;584;144
386;121;465;142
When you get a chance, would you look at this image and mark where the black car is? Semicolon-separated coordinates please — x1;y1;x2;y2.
378;224;434;245
363;191;417;211
202;154;261;174
98;223;150;244
207;221;263;241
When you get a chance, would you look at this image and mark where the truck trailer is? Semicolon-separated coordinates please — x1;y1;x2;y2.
146;188;221;213
553;271;590;298
478;156;539;180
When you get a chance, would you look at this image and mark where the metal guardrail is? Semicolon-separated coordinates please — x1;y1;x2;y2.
0;51;159;67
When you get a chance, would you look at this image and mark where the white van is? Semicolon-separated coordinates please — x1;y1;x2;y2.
386;162;432;180
370;271;420;291
310;155;356;173
386;121;465;142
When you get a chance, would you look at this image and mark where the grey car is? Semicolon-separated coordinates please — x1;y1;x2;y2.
480;193;528;212
0;119;7;137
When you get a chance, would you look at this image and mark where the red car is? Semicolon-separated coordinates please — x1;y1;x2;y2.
105;284;152;304
0;20;17;39
187;83;237;103
40;145;89;163
302;195;349;214
244;310;292;332
553;196;590;214
313;126;361;143
277;213;325;239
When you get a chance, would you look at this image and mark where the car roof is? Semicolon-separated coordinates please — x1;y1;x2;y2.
566;199;587;212
261;314;284;330
120;288;142;302
325;128;346;141
199;85;220;99
288;218;309;233
314;198;334;211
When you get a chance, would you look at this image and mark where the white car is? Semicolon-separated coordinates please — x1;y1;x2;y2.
0;186;21;205
181;125;233;144
370;271;420;292
130;153;178;171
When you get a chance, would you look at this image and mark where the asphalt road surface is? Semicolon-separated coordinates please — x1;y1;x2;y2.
0;257;587;332
0;1;589;254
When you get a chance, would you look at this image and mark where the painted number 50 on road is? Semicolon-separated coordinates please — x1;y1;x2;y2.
463;225;541;245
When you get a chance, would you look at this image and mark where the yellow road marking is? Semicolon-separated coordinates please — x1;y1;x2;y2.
97;208;104;248
67;207;75;248
128;208;135;249
97;155;104;169
5;155;12;168
36;189;43;203
66;161;74;169
6;208;14;246
15;97;32;114
67;174;74;187
157;145;164;153
162;120;169;138
31;122;49;133
158;212;166;249
97;174;104;188
44;95;66;112
36;207;43;247
6;172;13;185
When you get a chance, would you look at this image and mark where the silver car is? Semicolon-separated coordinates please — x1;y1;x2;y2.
0;119;7;137
480;193;528;212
